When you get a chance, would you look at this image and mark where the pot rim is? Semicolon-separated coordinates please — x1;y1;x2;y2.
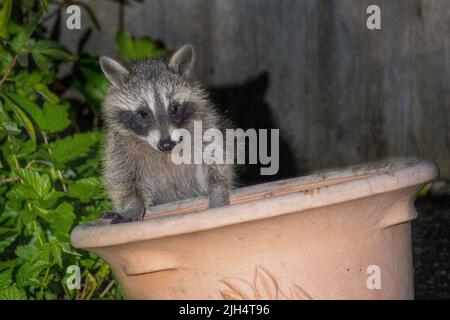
70;158;438;249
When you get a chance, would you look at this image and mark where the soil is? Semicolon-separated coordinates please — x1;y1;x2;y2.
413;195;450;299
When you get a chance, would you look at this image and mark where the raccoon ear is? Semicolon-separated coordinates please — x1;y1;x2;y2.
169;45;195;76
100;56;129;87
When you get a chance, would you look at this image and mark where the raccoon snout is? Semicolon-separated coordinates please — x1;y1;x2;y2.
157;139;176;152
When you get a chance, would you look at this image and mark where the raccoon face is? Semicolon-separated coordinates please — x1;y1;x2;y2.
100;45;200;152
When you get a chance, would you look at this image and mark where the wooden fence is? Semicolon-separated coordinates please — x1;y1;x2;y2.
58;0;450;178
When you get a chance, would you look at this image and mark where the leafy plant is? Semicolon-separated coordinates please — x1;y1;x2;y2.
0;0;169;300
0;0;110;300
116;30;169;60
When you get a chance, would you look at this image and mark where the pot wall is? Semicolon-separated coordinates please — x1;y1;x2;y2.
72;159;438;299
92;187;417;299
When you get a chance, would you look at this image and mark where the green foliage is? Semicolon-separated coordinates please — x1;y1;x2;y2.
0;0;13;39
418;185;431;197
0;0;170;300
116;31;169;60
72;31;169;115
0;0;122;300
72;54;110;116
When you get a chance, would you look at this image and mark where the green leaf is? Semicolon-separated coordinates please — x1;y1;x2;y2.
38;102;70;133
0;227;16;236
74;65;109;114
28;259;52;273
25;10;43;36
17;52;28;67
8;104;35;141
0;269;12;289
31;51;48;71
44;291;57;300
34;84;59;104
60;242;82;257
25;278;45;288
15;168;52;198
0;260;16;273
6;93;42;124
33;39;60;50
10;30;27;52
6;184;39;201
40;190;65;207
16;258;51;287
0;121;21;135
0;45;13;74
18;207;36;226
0;285;26;300
40;0;49;11
45;203;75;240
6;93;70;134
0;227;18;241
38;47;74;62
116;31;134;59
418;185;430;197
15;244;38;260
116;31;169;60
18;139;36;156
67;177;102;202
47;132;101;166
2;95;36;142
0;0;13;39
48;241;62;267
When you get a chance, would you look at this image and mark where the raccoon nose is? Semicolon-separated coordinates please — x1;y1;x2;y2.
157;139;176;151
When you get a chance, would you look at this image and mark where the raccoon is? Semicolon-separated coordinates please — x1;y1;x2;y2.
99;45;235;224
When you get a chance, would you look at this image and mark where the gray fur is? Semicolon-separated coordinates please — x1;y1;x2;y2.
99;57;129;87
168;44;195;76
100;45;235;222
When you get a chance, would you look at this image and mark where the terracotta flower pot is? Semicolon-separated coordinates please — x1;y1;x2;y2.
70;159;438;299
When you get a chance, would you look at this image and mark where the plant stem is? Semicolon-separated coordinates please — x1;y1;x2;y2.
0;176;19;184
76;269;88;300
61;279;73;300
99;280;115;298
41;131;67;192
0;49;22;87
33;219;44;246
38;267;51;300
6;135;20;169
0;9;42;87
25;160;37;169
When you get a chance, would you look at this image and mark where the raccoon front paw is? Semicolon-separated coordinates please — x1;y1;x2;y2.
208;184;230;208
111;214;132;224
101;211;116;219
101;212;132;224
208;192;230;208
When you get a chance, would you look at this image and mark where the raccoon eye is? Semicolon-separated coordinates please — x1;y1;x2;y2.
137;109;149;119
169;103;182;118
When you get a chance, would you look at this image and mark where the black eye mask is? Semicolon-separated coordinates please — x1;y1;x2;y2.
118;108;155;136
172;102;196;127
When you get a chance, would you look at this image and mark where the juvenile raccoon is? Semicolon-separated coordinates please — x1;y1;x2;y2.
100;45;235;223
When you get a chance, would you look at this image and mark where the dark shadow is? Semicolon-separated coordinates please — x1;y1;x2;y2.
208;72;298;187
413;195;450;299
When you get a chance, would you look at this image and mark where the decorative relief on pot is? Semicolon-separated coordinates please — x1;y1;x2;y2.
220;265;313;300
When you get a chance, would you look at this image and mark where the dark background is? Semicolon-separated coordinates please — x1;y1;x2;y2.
56;0;449;180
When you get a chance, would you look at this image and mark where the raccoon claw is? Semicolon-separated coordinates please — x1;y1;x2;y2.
101;212;116;219
111;214;132;224
101;212;132;224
